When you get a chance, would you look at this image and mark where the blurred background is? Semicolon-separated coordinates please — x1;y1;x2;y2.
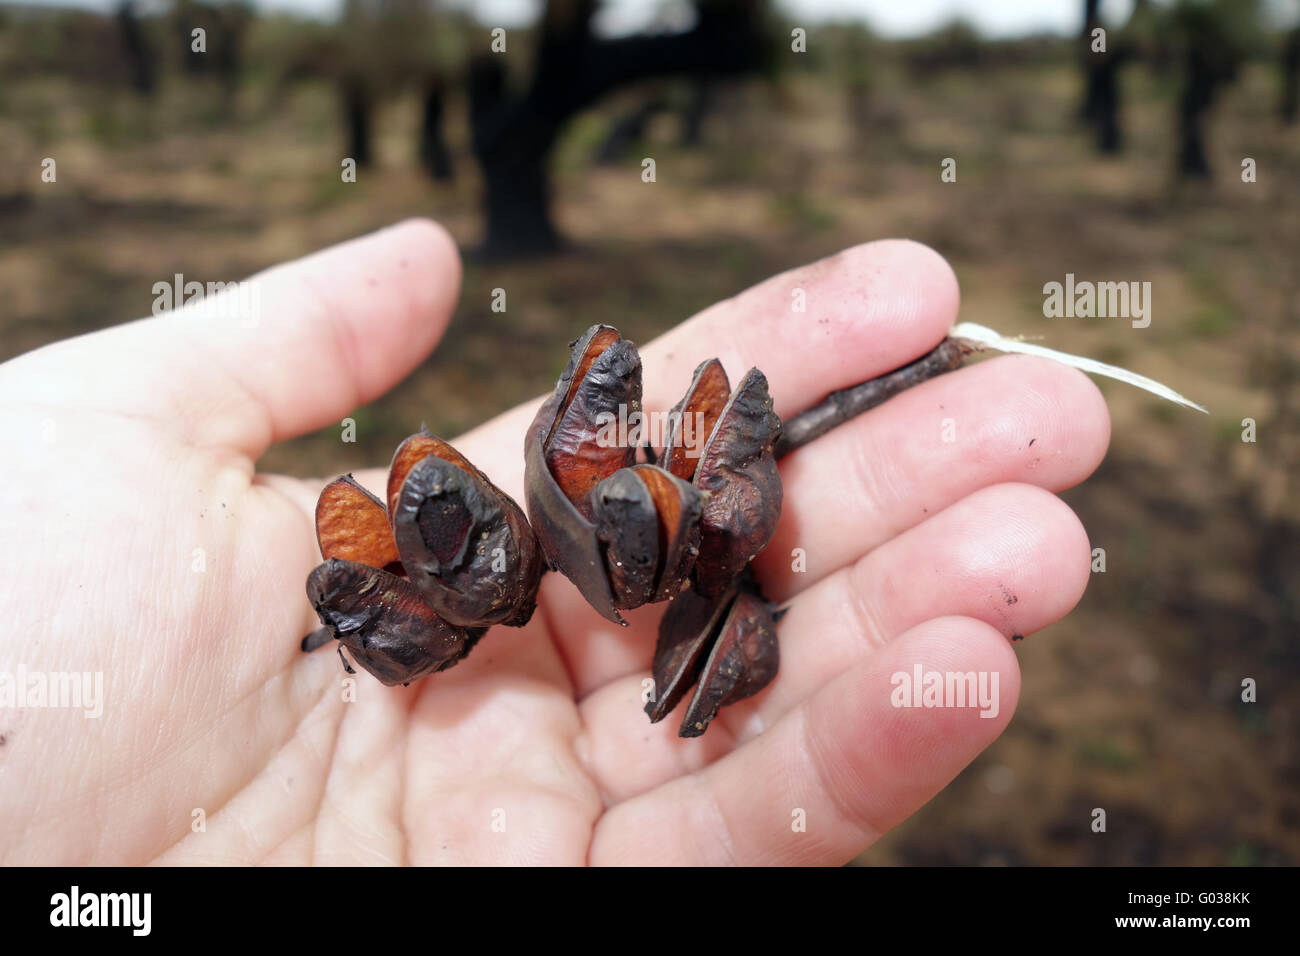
1;0;1297;865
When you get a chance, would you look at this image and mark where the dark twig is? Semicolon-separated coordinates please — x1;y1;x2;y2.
775;337;975;459
301;626;333;653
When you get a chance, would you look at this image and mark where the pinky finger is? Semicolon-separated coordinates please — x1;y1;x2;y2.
588;616;1020;866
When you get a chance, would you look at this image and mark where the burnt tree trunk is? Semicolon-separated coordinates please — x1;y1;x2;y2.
469;0;766;259
1282;26;1300;124
1079;0;1103;121
680;78;714;147
1079;0;1122;153
1177;47;1222;178
419;76;455;181
116;1;157;97
343;77;372;167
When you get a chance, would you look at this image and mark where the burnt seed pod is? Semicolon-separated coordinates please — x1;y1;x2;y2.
307;559;487;686
526;325;782;604
589;464;703;607
663;361;783;598
524;324;784;737
389;432;544;628
526;325;717;621
525;325;647;623
303;430;542;685
645;572;780;738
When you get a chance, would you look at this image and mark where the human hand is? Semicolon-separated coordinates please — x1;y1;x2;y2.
0;220;1109;864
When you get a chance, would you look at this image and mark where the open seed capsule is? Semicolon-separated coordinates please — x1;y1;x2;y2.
685;367;783;598
527;324;783;622
525;325;649;623
304;431;542;685
306;558;487;686
589;463;703;607
645;574;780;737
390;432;544;628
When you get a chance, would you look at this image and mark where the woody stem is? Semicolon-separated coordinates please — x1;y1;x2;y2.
775;336;977;459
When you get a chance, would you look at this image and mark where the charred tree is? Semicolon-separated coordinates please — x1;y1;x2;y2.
1079;0;1123;153
419;75;455;181
680;77;715;147
1283;26;1300;124
1171;1;1253;179
116;1;157;97
468;0;767;259
1177;46;1218;178
343;76;373;167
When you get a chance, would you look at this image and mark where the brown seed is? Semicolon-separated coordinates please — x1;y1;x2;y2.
634;464;704;602
544;326;641;518
589;467;661;610
315;475;401;571
661;358;731;481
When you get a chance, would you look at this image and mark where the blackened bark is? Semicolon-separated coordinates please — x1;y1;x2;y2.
469;0;766;259
116;1;157;97
1079;0;1103;120
1177;48;1220;178
1079;0;1122;153
419;77;455;181
343;78;372;167
680;78;714;147
1283;27;1300;124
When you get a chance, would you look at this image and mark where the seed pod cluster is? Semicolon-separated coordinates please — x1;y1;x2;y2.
305;430;544;685
525;324;785;736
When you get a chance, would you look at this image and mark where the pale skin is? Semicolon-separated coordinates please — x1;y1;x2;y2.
0;220;1110;865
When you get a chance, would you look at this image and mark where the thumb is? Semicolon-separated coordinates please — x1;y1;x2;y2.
0;218;461;459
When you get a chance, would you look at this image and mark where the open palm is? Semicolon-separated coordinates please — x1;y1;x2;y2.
0;220;1109;865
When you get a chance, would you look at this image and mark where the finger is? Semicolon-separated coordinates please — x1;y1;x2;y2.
636;238;960;419
0;218;461;459
588;616;1020;866
577;482;1089;802
753;354;1111;599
